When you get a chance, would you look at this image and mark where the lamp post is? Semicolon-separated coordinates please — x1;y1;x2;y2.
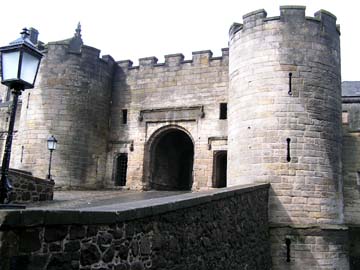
47;135;57;180
0;28;43;204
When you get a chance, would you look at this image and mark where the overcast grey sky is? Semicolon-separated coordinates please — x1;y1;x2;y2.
0;0;358;80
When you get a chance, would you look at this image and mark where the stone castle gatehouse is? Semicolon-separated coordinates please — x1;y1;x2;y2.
1;5;360;269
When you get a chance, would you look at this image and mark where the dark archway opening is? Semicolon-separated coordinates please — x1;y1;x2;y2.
213;151;227;188
150;129;194;190
115;153;128;186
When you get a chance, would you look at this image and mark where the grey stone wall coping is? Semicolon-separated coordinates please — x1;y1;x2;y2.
192;50;213;56
182;60;192;64
315;9;337;20
342;97;360;103
280;5;306;10
164;53;185;58
305;16;321;23
263;16;281;22
9;168;32;175
140;105;203;114
9;169;55;186
210;56;222;61
243;9;267;19
270;223;348;231
117;60;133;66
0;183;269;228
139;56;158;61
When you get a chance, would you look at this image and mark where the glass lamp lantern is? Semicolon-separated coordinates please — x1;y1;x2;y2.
46;135;57;180
47;135;58;151
0;28;43;205
0;28;43;91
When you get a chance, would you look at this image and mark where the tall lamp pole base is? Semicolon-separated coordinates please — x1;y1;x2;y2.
0;89;21;206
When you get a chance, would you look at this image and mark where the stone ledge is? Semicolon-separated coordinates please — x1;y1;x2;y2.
342;97;360;103
0;183;269;228
10;169;54;186
270;223;348;231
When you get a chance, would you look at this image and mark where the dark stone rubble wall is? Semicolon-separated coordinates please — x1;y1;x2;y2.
8;169;54;203
0;184;270;270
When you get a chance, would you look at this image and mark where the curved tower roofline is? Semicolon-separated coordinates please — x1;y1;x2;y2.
229;6;339;39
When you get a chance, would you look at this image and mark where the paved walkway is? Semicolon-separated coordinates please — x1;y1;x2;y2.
27;189;189;210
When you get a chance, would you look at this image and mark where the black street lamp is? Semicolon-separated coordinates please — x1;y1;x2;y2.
47;135;57;180
0;28;43;204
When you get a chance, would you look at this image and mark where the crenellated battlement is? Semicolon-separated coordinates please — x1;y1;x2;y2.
116;48;229;71
229;6;340;39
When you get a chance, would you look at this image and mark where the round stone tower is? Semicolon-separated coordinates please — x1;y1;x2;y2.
228;6;348;268
12;28;115;188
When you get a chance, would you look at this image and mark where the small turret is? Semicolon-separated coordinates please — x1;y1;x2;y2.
69;22;83;53
14;25;115;188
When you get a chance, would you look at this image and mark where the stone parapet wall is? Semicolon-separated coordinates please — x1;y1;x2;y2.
0;184;270;270
8;169;54;203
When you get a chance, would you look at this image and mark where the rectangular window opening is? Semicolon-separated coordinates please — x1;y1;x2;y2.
122;109;128;124
219;103;227;120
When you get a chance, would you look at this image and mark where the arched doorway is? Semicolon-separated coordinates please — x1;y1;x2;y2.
149;128;194;190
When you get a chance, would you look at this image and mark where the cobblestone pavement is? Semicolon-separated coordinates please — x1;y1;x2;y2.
27;189;188;210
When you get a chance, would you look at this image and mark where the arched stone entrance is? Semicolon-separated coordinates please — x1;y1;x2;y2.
147;127;194;190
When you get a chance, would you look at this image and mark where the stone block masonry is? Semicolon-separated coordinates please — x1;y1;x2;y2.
12;39;116;189
228;6;348;269
270;226;349;269
0;184;270;270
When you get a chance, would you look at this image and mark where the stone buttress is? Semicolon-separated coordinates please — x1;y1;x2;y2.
228;6;348;269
